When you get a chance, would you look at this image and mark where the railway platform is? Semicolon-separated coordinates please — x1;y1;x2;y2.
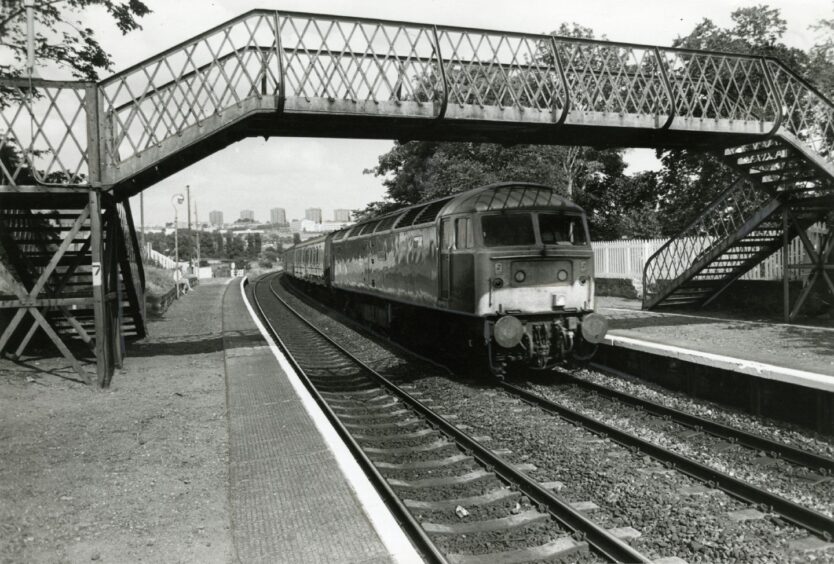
223;276;420;563
594;297;834;433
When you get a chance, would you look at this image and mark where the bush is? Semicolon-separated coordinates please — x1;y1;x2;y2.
144;265;176;295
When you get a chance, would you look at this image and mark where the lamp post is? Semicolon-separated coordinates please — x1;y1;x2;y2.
171;193;185;296
194;200;201;278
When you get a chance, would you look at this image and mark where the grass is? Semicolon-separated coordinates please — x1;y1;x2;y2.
144;265;176;295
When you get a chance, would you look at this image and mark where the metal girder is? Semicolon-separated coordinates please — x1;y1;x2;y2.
0;192;144;387
785;214;834;322
2;9;832;193
0;8;833;386
0;205;93;380
643;130;832;314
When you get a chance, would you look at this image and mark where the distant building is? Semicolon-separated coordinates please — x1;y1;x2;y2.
270;207;287;225
209;210;223;227
305;207;322;224
317;221;353;233
240;209;254;221
333;208;351;222
290;219;302;233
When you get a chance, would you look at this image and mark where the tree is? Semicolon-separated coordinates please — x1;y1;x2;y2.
577;171;665;239
361;141;583;215
0;0;151;81
809;3;834;97
358;21;662;238
652;5;812;235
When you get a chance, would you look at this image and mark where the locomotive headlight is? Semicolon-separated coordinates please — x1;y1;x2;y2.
514;270;526;283
557;269;569;282
493;277;504;288
494;315;523;348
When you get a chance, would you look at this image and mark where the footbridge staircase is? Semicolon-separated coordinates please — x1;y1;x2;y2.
1;9;832;384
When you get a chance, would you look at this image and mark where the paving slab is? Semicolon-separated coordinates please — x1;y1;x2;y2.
223;277;415;563
597;297;834;380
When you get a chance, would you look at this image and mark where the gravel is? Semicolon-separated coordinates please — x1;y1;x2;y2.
522;379;834;519
576;366;834;460
259;277;592;561
271;275;832;562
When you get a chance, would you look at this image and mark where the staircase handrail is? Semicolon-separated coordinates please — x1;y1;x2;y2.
642;177;755;306
766;58;834;109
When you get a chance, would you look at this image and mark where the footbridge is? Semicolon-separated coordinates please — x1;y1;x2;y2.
1;9;832;384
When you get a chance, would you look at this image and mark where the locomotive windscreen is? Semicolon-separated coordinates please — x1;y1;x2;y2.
538;213;588;245
481;213;535;247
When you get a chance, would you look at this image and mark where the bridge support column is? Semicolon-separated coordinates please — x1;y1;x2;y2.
784;225;834;323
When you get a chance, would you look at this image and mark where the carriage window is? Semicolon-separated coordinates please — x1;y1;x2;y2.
455;218;473;249
481;213;535;247
538;213;587;245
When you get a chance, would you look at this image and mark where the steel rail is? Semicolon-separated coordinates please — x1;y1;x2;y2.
577;364;834;473
499;381;834;540
261;273;651;564
249;275;447;564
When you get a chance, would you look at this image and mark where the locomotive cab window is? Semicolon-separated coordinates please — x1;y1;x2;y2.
538;213;588;245
481;213;535;247
455;217;474;249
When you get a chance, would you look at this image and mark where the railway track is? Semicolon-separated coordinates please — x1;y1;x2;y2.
499;379;834;540
558;366;833;474
252;273;651;564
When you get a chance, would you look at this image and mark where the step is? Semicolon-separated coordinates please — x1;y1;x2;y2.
747;164;808;177
446;537;587;564
657;297;702;305
725;141;784;159
738;154;800;168
762;174;819;185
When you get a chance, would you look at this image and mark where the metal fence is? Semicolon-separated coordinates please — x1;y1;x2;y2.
593;223;828;281
4;9;834;190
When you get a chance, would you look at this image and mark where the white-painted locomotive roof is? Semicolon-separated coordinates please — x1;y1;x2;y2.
288;183;583;251
338;182;583;240
442;182;584;215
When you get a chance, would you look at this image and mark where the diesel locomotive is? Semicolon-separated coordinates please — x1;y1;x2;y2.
284;182;608;374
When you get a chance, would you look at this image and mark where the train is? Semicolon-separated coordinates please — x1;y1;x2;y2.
283;182;608;375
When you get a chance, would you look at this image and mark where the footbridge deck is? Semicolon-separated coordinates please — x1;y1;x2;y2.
1;9;832;384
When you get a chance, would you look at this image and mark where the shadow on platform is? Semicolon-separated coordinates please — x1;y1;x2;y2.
128;328;266;357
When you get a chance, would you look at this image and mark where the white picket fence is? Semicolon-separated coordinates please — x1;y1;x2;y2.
144;242;178;270
593;223;828;281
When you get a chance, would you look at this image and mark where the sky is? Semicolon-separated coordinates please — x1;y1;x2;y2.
36;0;834;224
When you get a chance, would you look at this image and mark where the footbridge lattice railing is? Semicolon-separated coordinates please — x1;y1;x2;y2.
2;9;834;191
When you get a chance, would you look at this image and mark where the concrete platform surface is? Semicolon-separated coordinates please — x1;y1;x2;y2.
596;297;834;382
225;277;420;563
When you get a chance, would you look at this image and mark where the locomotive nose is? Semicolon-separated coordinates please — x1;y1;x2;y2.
494;315;524;348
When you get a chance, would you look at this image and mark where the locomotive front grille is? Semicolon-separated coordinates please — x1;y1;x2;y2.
509;259;573;287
